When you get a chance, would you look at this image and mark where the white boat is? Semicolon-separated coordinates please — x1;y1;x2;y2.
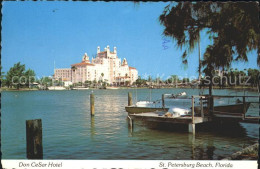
126;91;192;116
73;87;89;90
135;101;157;107
106;87;119;89
125;100;168;114
164;92;188;99
47;86;66;90
168;106;191;117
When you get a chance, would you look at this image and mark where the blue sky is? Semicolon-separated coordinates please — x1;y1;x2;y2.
2;2;259;80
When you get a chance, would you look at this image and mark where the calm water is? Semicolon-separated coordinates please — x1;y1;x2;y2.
2;88;259;159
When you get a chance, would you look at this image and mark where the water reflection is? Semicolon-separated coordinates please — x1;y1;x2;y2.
127;117;133;137
130;117;253;160
90;117;96;139
2;89;258;159
189;134;196;160
192;137;215;160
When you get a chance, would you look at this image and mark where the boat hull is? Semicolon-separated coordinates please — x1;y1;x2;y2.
73;88;89;90
194;103;251;118
106;87;119;90
125;106;169;114
48;86;66;90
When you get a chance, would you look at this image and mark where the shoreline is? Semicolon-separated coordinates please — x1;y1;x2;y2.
222;142;258;160
1;86;258;92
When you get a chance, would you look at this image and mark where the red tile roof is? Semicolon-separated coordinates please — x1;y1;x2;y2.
129;67;136;70
71;62;95;66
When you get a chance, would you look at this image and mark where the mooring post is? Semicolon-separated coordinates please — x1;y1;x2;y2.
127;116;133;131
188;123;195;135
162;94;165;108
209;95;214;118
128;92;133;106
192;96;195;124
242;96;246;120
90;93;95;116
189;96;195;134
26;119;43;159
200;96;204;118
212;96;214;117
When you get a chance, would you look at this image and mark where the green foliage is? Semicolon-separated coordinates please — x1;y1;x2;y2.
5;62;25;89
38;77;52;88
182;78;190;83
165;75;179;83
160;2;259;93
2;62;38;89
84;80;92;87
125;81;130;86
159;2;260;68
135;76;147;86
24;69;36;87
247;68;259;87
0;66;6;87
71;66;77;71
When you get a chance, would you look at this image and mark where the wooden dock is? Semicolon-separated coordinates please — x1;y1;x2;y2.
126;94;259;135
128;112;210;134
129;112;209;124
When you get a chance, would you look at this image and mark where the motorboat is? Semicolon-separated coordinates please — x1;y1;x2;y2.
47;86;66;90
164;92;188;99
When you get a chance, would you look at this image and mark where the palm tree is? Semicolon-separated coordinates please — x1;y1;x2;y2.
124;73;128;86
101;73;104;82
202;46;216;96
71;66;77;85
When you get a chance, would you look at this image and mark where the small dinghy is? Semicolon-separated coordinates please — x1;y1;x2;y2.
164;92;188;99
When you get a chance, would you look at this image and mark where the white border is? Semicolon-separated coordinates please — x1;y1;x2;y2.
1;160;258;169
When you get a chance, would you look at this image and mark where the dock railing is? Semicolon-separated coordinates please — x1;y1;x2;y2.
192;95;259;120
191;95;207;120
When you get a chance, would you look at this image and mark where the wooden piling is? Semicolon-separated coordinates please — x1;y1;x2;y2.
192;96;195;124
209;96;214;117
242;96;246;120
189;123;195;134
26;119;43;159
189;96;195;135
90;93;95;116
127;116;133;131
128;92;133;106
200;96;204;118
162;94;165;108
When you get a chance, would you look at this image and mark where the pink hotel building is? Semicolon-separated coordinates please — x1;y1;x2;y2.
54;45;138;85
